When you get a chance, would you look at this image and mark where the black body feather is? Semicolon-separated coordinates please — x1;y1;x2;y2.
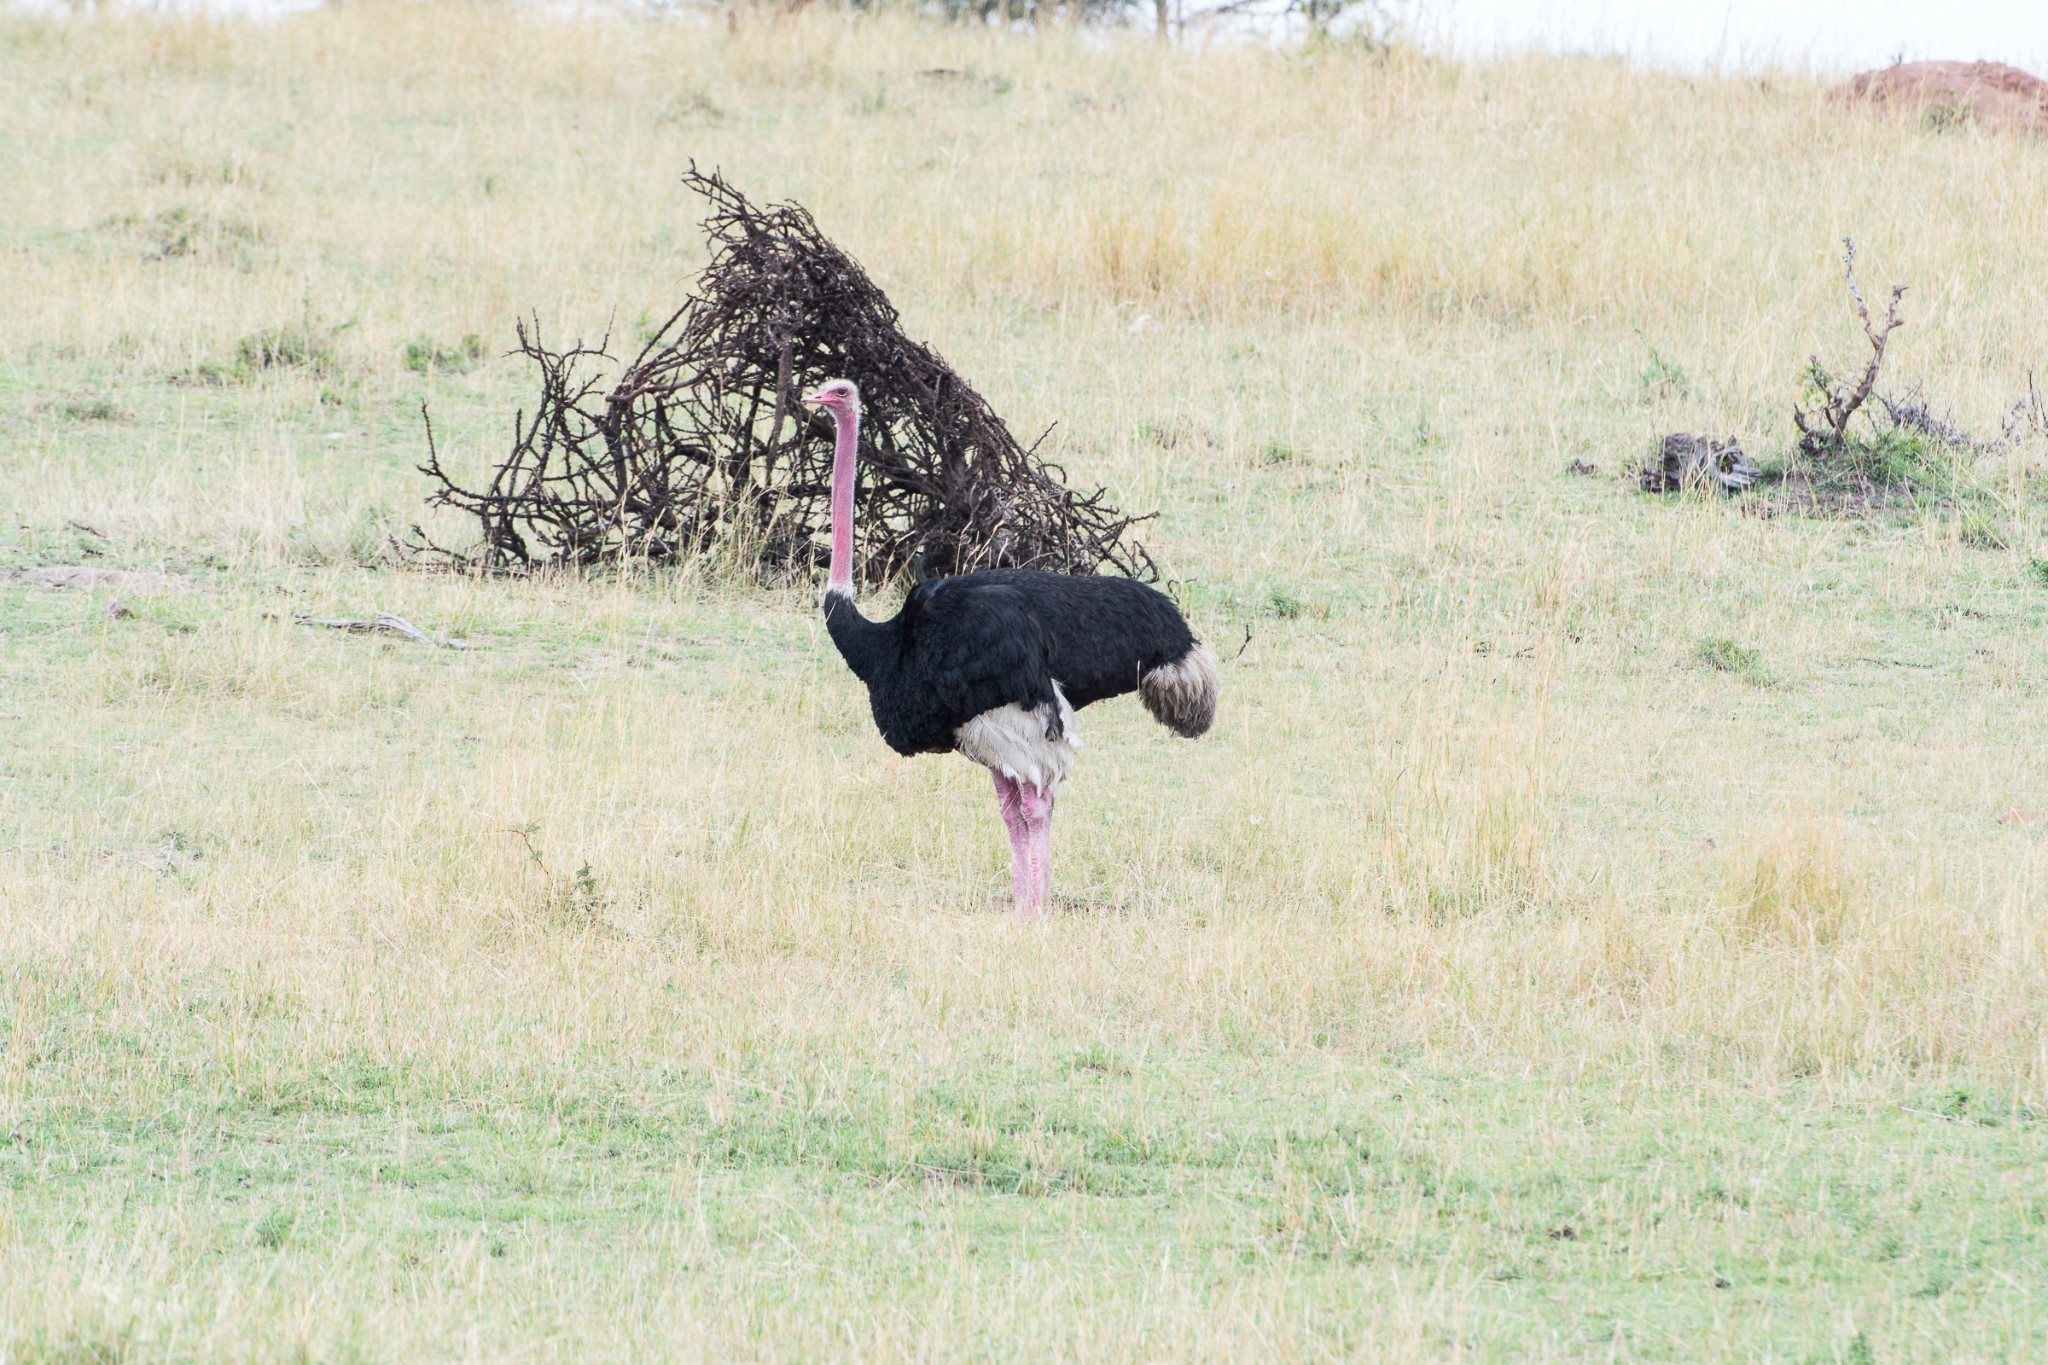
823;569;1197;757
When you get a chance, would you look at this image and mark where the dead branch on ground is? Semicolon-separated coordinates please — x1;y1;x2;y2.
1640;434;1759;494
295;613;470;648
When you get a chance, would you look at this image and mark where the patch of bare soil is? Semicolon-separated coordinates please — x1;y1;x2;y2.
1753;468;1913;518
1835;61;2048;135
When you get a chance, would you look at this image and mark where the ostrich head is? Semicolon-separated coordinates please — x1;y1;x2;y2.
802;378;860;418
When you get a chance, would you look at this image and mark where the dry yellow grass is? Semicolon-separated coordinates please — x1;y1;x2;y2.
2;7;2047;1360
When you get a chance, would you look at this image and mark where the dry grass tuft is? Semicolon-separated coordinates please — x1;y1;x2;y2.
1724;819;1857;947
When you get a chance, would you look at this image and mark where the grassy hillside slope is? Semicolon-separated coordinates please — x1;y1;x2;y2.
2;10;2045;1360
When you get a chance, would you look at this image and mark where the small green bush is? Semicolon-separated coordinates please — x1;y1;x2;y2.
402;333;487;374
1695;636;1772;684
236;319;340;373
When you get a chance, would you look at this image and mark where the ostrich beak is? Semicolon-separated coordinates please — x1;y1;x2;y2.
801;388;829;407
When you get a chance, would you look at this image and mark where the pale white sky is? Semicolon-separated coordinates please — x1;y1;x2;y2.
12;0;2048;73
1422;0;2048;74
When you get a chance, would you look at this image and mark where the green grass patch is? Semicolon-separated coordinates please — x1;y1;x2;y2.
1694;635;1773;684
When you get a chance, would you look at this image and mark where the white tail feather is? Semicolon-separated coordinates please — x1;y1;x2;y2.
1140;643;1220;738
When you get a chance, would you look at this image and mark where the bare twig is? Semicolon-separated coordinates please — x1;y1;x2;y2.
2000;370;2048;448
503;824;549;872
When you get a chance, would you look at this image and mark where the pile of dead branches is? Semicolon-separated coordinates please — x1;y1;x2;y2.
413;168;1154;583
1639;434;1759;494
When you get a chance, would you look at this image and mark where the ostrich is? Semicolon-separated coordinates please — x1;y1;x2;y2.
803;378;1219;916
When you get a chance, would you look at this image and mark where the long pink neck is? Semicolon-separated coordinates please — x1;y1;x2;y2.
826;401;859;597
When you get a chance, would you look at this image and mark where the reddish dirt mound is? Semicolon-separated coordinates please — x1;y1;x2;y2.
1836;61;2048;135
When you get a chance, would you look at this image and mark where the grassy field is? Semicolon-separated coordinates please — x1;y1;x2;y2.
4;8;2048;1360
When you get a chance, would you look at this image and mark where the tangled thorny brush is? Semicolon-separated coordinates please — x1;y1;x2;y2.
413;168;1154;583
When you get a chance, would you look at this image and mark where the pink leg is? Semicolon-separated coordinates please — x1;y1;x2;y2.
1017;782;1055;916
991;772;1032;914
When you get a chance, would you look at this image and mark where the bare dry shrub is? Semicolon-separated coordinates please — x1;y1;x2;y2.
1794;237;1905;457
413;169;1155;584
